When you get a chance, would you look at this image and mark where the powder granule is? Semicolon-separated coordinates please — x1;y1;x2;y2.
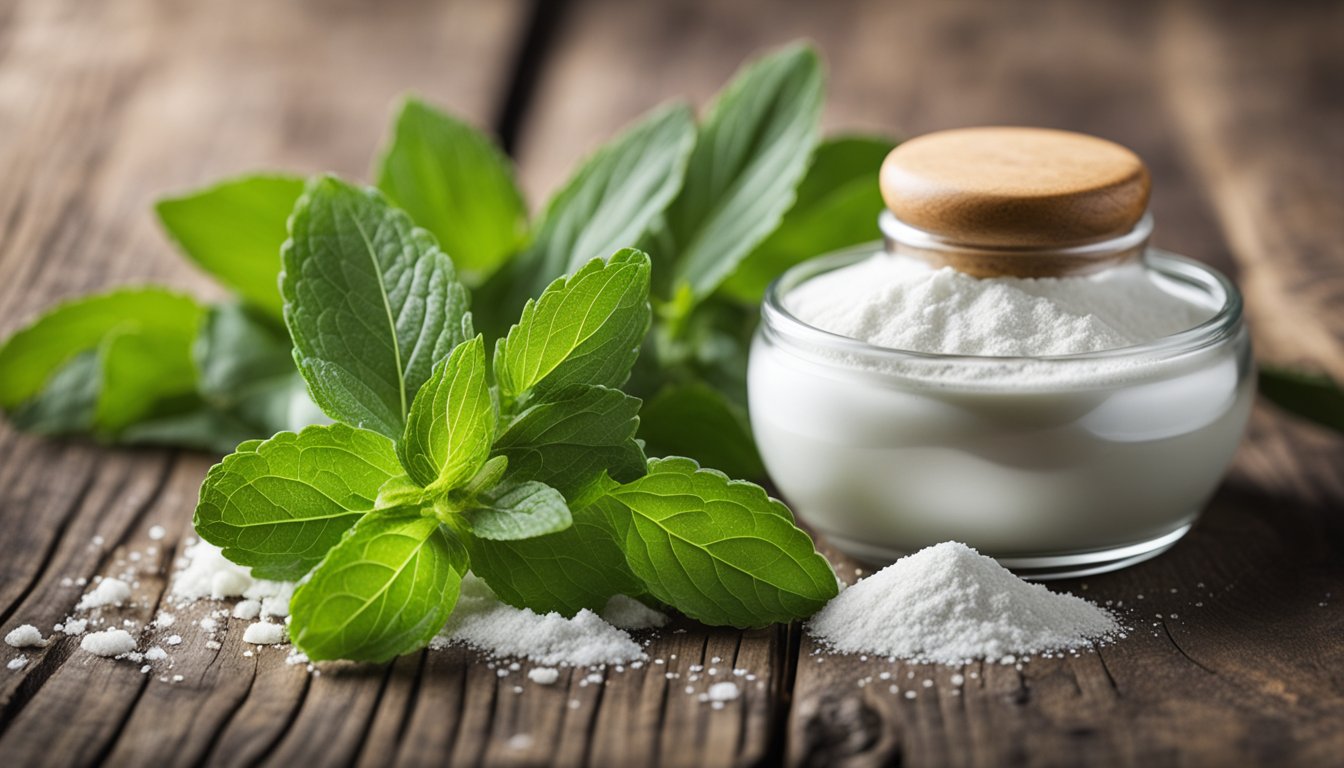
80;629;137;658
438;576;644;666
808;542;1118;664
77;578;132;610
527;667;560;685
242;622;286;645
4;625;47;648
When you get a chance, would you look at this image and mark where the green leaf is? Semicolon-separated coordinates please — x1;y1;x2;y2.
156;175;305;319
290;509;467;662
720;136;894;303
465;496;640;616
466;481;572;541
638;382;763;480
9;351;99;435
96;326;202;433
493;249;651;407
0;288;203;411
493;384;645;498
193;303;315;437
194;423;403;580
477;104;694;333
1260;367;1344;434
398;336;494;489
375;98;527;286
606;457;836;627
121;406;263;454
282;175;472;439
665;44;823;299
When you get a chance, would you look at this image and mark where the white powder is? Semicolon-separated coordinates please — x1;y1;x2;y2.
232;600;262;620
706;681;741;702
600;595;669;630
242;622;286;645
527;667;560;685
8;656;29;670
789;255;1212;358
437;576;644;666
4;625;47;648
144;646;168;661
77;578;132;610
170;541;294;616
61;618;88;636
808;542;1118;664
81;629;137;657
148;525;166;541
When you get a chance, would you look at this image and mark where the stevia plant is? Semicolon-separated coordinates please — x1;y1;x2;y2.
193;176;838;662
0;43;893;476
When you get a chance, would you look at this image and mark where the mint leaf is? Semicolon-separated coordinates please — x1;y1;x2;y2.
466;481;571;541
466;497;639;615
282;175;471;439
1260;367;1344;434
290;509;467;662
121;406;263;455
9;351;99;435
606;457;837;626
194;423;403;580
193;303;316;437
399;336;494;490
375;98;527;286
477;104;694;333
493;384;645;498
156;175;305;320
720;136;894;303
638;382;763;480
96;325;202;433
0;288;204;412
665;44;823;299
493;249;651;407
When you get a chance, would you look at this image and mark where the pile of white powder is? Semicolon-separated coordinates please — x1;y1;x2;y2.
789;255;1212;358
808;542;1119;664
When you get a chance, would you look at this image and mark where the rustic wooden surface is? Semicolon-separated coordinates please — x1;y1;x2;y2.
1;1;1341;766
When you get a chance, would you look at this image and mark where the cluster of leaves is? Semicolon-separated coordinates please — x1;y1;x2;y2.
195;177;837;661
0;43;892;476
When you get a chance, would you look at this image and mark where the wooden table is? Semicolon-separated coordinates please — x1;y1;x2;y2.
1;1;1340;765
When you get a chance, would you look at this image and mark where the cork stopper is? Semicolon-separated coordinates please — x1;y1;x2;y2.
879;127;1151;277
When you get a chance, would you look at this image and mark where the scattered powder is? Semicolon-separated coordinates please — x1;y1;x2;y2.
600;595;669;630
437;576;644;666
61;619;88;636
242;622;286;645
77;578;132;610
80;629;137;658
789;255;1211;357
154;613;176;628
144;646;168;661
166;635;182;646
527;667;560;685
808;542;1119;664
232;600;262;620
8;656;28;670
706;682;741;702
148;525;166;541
5;625;47;648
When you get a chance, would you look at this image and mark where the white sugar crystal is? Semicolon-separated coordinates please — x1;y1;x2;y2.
144;646;168;661
77;578;132;610
527;667;560;685
154;613;176;628
707;682;740;702
232;600;262;620
242;622;285;645
166;635;182;646
4;625;47;648
148;525;166;541
7;656;28;670
81;629;136;657
62;618;88;636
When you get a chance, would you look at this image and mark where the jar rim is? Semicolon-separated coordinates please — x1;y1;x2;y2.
760;244;1244;367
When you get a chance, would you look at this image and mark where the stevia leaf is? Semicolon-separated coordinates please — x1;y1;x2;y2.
121;406;264;455
398;336;494;490
0;288;204;411
605;456;837;626
156;175;305;320
466;481;572;541
282;175;471;439
1260;366;1344;434
476;104;694;334
719;136;894;303
664;44;823;299
290;509;467;662
465;496;640;616
493;384;646;499
375;98;527;286
493;249;651;408
96;325;203;433
194;423;403;581
9;351;100;436
637;381;763;480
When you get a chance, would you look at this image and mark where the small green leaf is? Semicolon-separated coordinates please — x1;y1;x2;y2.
121;406;262;455
606;457;836;627
638;382;763;480
0;288;204;411
465;497;639;615
282;175;472;439
720;136;894;303
665;44;823;299
1260;366;1344;434
477;104;694;334
193;303;316;438
375;98;527;285
290;509;467;663
96;326;202;433
493;384;645;498
156;175;305;319
466;481;572;541
9;351;99;435
494;249;651;407
194;423;403;580
399;336;494;490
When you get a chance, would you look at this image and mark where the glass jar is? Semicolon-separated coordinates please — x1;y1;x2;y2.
748;235;1252;579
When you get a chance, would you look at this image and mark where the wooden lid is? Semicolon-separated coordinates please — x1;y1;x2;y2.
880;127;1151;249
